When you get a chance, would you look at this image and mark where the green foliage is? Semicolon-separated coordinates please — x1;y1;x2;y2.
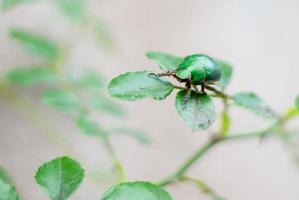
175;90;216;131
1;0;27;10
217;61;233;88
0;166;13;185
232;92;275;118
35;156;84;200
91;18;116;50
10;28;60;61
0;167;20;200
296;95;299;110
108;71;174;101
77;114;105;137
68;70;104;89
146;51;183;72
110;128;151;144
0;179;19;200
54;0;86;23
42;89;82;113
90;95;126;118
101;181;173;200
7;66;57;86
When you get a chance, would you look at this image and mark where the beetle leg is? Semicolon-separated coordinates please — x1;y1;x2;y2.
201;83;206;94
183;77;192;107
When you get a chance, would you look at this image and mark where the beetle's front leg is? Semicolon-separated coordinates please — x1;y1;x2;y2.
183;77;192;107
200;83;206;94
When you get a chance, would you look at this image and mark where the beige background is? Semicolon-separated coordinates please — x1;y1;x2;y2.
1;0;299;199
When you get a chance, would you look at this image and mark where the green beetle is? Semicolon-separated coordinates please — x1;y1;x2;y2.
150;54;221;91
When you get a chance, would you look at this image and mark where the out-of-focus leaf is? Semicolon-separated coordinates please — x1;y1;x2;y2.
54;0;86;23
217;61;233;88
284;107;299;120
175;90;216;131
76;114;105;137
10;28;59;61
146;51;182;72
67;70;104;89
7;66;57;86
1;0;33;10
35;156;84;200
91;18;116;50
110;128;150;144
108;71;174;101
296;95;299;110
43;89;82;113
0;179;19;200
0;166;13;185
101;181;173;200
220;111;231;137
232;92;276;118
90;95;126;118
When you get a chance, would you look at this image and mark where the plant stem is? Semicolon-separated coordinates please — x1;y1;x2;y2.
158;119;281;186
102;138;126;183
181;176;224;199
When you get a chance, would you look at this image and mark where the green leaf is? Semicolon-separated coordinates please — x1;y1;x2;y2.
110;128;151;144
1;0;31;10
76;115;105;137
43;90;82;113
146;51;182;72
175;90;216;131
91;18;116;50
7;66;57;86
54;0;86;23
232;92;276;118
296;95;299;110
35;156;84;200
0;166;13;185
101;181;173;200
217;61;233;88
108;71;174;101
90;95;126;118
0;179;19;200
10;28;59;61
67;70;104;89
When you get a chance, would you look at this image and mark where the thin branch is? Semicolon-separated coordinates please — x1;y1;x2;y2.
158;119;282;186
181;176;226;199
102;138;126;183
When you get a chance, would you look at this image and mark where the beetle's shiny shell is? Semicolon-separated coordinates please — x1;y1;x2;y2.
176;54;221;85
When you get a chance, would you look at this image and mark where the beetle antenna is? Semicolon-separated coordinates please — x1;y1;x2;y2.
148;72;159;77
148;72;174;77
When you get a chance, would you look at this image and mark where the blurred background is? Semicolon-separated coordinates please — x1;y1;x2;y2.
1;0;299;199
